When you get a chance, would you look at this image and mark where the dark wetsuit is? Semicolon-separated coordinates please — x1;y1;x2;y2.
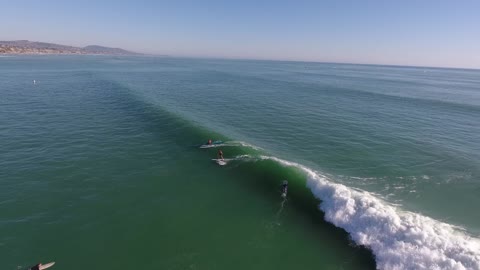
29;264;41;270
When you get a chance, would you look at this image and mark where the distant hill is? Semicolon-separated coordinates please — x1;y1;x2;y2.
82;45;134;55
0;40;140;55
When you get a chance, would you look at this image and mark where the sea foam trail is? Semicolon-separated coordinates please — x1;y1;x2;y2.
225;141;264;150
261;156;480;270
199;141;262;150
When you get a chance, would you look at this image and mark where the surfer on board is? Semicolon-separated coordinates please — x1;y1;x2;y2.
29;263;42;270
29;262;54;270
281;180;288;198
29;263;44;270
218;149;224;160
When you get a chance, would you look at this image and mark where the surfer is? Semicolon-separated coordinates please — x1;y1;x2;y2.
29;263;46;270
207;139;212;145
29;263;42;270
29;262;55;270
218;149;224;160
281;180;288;197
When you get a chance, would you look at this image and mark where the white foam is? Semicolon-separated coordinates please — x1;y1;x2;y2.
260;156;480;270
226;141;263;150
231;154;257;162
199;143;225;149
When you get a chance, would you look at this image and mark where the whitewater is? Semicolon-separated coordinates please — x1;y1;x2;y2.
256;155;480;270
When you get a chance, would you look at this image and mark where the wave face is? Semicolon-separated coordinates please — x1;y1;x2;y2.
259;156;480;270
4;56;478;270
111;57;480;270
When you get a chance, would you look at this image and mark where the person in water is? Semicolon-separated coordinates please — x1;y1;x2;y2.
281;180;288;196
207;139;212;145
29;263;43;270
218;149;224;160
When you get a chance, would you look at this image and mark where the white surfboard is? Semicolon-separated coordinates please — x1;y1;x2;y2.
199;142;225;148
200;144;223;149
212;159;227;166
39;262;55;270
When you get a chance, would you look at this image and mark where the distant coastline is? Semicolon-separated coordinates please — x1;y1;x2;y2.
0;40;140;55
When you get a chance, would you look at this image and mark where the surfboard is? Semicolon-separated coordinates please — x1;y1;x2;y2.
200;144;223;149
38;262;55;270
199;141;224;149
212;159;227;166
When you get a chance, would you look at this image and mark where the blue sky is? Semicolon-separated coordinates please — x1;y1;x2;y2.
1;0;479;68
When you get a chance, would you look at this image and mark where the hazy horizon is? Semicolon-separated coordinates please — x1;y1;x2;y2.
1;0;479;69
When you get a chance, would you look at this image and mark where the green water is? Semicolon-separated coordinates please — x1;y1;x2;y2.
1;56;479;270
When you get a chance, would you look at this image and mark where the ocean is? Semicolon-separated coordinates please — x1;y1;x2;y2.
1;55;479;270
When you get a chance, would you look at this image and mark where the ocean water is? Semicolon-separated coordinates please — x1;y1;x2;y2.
1;56;479;270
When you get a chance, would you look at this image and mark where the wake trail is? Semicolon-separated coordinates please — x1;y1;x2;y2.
275;197;287;219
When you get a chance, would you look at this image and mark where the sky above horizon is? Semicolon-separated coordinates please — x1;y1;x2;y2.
1;0;479;68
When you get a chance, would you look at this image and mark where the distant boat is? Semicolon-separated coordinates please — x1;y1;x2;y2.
33;80;36;85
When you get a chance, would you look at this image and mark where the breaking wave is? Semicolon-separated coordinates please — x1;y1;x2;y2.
259;156;480;270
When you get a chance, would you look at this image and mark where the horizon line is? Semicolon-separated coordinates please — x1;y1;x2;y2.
3;39;479;71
